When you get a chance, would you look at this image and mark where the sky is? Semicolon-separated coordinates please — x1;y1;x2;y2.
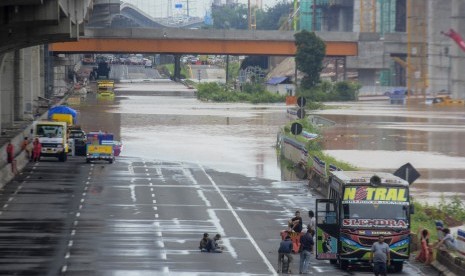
123;0;286;18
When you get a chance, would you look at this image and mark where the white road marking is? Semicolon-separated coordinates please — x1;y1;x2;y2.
200;165;277;276
155;214;159;218
3;204;8;208
61;265;67;273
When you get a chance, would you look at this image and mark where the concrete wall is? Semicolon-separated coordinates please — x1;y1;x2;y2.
450;0;465;99
427;0;452;94
0;52;15;128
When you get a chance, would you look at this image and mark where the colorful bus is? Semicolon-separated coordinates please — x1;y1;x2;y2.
315;171;412;272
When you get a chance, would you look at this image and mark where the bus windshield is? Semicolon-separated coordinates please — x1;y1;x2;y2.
342;203;409;229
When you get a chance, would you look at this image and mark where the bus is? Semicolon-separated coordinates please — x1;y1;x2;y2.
315;171;412;272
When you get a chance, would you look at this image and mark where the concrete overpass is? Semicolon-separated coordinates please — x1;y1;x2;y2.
49;29;359;57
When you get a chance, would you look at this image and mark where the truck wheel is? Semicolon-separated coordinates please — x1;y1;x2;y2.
86;158;90;163
109;159;113;164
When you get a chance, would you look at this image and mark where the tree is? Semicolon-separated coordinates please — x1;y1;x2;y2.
256;1;292;30
211;4;248;30
294;30;326;89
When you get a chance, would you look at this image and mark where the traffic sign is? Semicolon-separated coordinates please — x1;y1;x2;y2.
297;96;307;107
291;122;303;135
297;108;306;119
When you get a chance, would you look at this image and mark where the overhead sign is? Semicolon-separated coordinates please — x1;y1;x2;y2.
175;3;182;9
343;187;408;202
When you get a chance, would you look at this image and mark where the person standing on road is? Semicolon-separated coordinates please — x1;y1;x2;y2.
32;138;42;162
6;142;14;164
289;210;303;233
370;235;391;276
307;210;316;233
278;235;293;274
21;137;31;160
299;227;314;274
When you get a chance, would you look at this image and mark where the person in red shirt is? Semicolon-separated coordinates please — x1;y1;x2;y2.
6;142;14;163
32;138;42;162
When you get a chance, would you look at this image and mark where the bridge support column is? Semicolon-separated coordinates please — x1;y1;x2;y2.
225;55;230;84
451;0;465;99
0;53;15;131
173;55;181;81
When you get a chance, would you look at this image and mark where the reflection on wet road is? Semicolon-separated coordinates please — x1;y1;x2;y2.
314;101;465;203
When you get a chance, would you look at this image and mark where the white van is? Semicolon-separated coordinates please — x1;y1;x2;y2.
144;59;152;68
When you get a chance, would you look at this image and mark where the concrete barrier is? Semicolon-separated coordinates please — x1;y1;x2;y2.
432;220;465;275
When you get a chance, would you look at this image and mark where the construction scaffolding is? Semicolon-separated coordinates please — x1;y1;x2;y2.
407;0;428;98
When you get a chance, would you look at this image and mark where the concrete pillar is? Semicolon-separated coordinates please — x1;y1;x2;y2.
14;50;23;121
1;52;15;129
31;46;42;115
353;0;361;32
173;54;181;81
21;48;34;120
451;0;465;99
357;69;377;86
427;0;451;95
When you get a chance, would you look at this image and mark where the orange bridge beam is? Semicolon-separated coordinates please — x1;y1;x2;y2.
49;38;358;56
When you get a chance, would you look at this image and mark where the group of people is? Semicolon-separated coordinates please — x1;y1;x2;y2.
278;210;316;274
21;137;42;162
416;227;458;266
199;233;223;253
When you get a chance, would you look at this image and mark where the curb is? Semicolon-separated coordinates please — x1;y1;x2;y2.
431;260;458;276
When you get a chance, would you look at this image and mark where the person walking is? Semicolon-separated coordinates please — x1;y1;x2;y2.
299;227;314;274
370;235;390;276
32;138;42;162
278;235;293;274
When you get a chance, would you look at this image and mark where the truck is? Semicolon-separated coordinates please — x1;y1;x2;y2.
33;121;69;161
85;132;115;163
315;171;412;272
97;80;115;97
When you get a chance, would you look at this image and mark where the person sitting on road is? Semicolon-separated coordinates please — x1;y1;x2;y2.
288;210;303;233
199;233;209;252
435;228;457;251
205;234;223;253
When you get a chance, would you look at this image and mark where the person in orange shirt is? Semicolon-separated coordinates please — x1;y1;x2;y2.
21;137;31;159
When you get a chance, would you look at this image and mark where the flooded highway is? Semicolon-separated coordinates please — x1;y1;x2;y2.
314;101;465;204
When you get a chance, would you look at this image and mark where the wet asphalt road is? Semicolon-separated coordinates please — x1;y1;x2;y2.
0;157;435;275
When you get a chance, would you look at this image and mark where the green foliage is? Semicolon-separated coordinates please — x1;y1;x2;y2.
227;61;241;82
256;1;292;30
159;64;188;79
298;80;360;102
197;82;285;103
294;30;326;89
211;4;248;30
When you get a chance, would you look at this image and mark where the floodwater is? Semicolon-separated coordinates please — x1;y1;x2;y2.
74;80;465;205
314;101;465;204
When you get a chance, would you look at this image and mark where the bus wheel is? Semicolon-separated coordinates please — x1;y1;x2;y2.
329;259;337;265
339;260;349;270
392;261;403;273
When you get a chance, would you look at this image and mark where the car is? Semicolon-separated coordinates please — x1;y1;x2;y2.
144;60;152;68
